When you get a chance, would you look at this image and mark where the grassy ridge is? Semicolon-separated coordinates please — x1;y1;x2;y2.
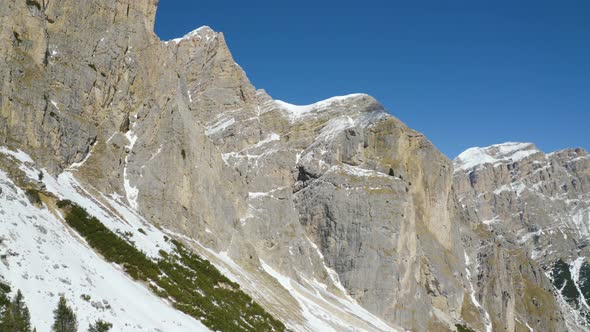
57;200;286;332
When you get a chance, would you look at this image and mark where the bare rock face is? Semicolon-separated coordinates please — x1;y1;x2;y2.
454;143;590;331
168;26;468;330
0;0;159;173
455;143;590;265
0;1;580;331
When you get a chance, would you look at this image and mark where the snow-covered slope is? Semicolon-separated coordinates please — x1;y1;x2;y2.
0;149;210;331
274;93;370;122
0;147;398;331
454;142;541;172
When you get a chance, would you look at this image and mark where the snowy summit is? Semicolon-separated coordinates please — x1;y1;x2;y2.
166;26;217;44
453;142;541;172
275;93;368;121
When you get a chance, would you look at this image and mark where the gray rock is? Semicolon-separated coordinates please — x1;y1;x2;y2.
0;1;579;331
454;143;590;331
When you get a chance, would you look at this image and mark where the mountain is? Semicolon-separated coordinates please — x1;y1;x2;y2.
0;150;210;331
0;1;587;331
454;142;590;330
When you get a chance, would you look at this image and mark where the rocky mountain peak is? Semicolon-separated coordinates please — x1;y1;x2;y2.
167;25;218;44
454;142;541;172
549;147;589;162
273;93;386;125
454;141;590;330
1;1;588;331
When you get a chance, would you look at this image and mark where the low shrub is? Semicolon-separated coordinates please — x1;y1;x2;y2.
57;200;285;332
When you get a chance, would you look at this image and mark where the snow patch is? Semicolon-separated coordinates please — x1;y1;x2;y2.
253;132;280;148
123;124;139;210
517;227;543;244
260;260;397;332
570;257;590;310
317;116;355;141
275;94;367;122
68;141;97;169
50;100;60;112
493;182;526;197
221;133;280;167
571;208;590;238
482;216;501;225
167;26;216;44
148;145;163;162
261;261;336;331
569;155;590;163
205;117;235;136
328;164;391;179
0;170;209;332
164;227;397;332
454;142;540;172
41;171;171;258
464;252;493;332
305;237;350;298
248;187;286;200
0;146;35;164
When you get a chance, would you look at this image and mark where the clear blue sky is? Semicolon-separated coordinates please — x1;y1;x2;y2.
155;1;589;158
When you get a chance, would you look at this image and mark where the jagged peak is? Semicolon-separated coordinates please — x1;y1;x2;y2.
454;142;541;172
166;25;217;44
274;93;376;121
547;147;589;161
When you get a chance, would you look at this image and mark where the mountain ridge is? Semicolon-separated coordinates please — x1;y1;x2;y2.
1;1;588;331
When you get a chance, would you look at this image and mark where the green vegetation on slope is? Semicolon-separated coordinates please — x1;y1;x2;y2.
577;260;590;306
56;200;286;332
52;295;78;332
88;319;112;332
550;259;590;324
551;259;579;305
0;281;10;313
0;289;33;332
455;324;476;332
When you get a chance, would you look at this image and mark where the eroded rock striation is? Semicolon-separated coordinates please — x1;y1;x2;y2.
454;143;590;331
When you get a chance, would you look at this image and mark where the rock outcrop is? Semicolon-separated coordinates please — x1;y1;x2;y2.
0;1;585;331
454;142;590;331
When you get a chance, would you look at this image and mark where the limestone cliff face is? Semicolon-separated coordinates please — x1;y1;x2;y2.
454;143;590;331
0;1;580;331
0;0;159;172
167;26;469;329
454;143;590;266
